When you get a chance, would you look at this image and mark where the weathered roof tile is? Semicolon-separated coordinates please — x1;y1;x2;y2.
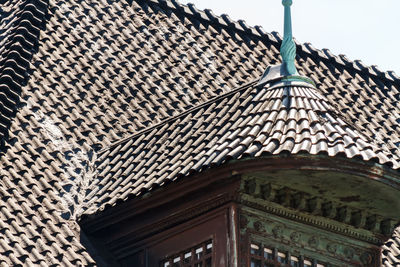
0;0;399;265
90;80;400;222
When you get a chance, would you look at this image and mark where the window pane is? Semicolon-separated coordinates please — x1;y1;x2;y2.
290;256;299;267
277;252;287;264
183;252;191;264
249;242;333;267
161;240;212;266
251;244;261;256
206;242;213;255
264;248;274;260
251;259;262;267
304;259;312;267
195;247;203;259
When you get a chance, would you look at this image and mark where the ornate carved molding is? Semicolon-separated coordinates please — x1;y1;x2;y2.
239;176;395;244
240;209;379;266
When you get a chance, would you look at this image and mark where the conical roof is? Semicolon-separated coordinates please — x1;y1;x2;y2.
89;78;399;211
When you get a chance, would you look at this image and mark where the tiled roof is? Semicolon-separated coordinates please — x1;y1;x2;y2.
0;0;399;265
88;80;399;211
0;0;46;144
383;231;400;266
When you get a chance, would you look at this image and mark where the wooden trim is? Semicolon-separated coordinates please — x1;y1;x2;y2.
108;191;236;252
115;204;234;266
80;155;396;266
228;203;239;267
81;155;399;233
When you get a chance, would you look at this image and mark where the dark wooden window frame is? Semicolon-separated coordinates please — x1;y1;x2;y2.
141;205;234;267
159;239;213;266
248;243;325;267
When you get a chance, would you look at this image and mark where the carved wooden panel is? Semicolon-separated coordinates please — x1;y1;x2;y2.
240;175;396;241
249;243;327;267
239;207;380;267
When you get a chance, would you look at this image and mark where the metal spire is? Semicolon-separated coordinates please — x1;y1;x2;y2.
257;0;315;87
280;0;297;75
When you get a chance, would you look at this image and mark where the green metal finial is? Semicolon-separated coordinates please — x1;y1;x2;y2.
280;0;297;75
257;0;315;87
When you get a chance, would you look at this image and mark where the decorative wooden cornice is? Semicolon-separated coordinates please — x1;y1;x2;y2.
79;155;400;267
82;155;400;232
240;208;380;266
239;175;395;244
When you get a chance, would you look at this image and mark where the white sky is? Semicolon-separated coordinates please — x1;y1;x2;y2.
179;0;400;75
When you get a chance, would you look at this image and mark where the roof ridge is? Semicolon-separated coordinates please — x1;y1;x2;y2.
97;79;258;154
142;0;400;85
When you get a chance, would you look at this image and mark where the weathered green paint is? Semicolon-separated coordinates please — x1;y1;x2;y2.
237;169;389;266
243;170;400;222
258;1;317;87
277;75;316;87
234;163;400;265
280;0;297;75
240;206;379;266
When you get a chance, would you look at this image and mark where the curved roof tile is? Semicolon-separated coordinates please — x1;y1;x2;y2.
90;80;399;211
0;0;399;265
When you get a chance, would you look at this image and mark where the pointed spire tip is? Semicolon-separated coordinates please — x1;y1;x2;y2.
282;0;292;7
280;0;297;75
